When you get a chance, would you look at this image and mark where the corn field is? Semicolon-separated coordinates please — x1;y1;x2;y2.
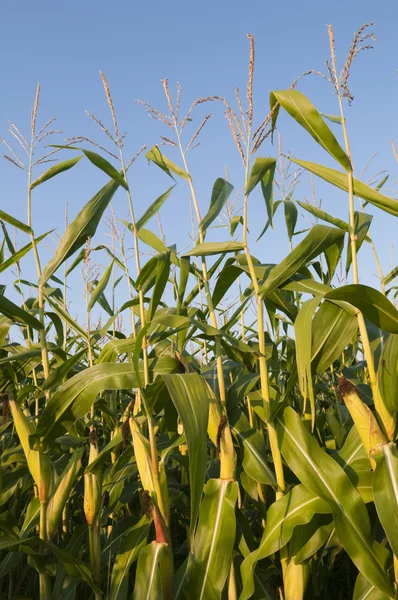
1;23;398;600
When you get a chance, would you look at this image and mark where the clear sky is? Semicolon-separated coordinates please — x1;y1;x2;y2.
1;0;398;323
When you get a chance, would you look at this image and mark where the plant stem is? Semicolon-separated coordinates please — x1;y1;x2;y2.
175;129;236;479
338;95;395;440
27;154;50;391
39;501;51;600
89;522;102;600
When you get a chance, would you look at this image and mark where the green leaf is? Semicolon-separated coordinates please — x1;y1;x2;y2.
321;113;343;124
0;230;53;274
257;200;281;240
377;333;398;414
184;241;243;257
284;200;298;241
30;359;180;449
230;215;243;236
295;297;321;428
30;156;82;190
132;542;168;600
246;158;276;196
137;228;180;267
212;264;241;308
146;146;190;180
383;265;398;287
50;146;128;189
88;260;114;312
0;210;32;234
276;407;394;598
258;225;345;298
229;407;276;487
325;285;398;334
162;373;210;545
297;201;349;231
240;484;331;600
200;178;234;234
177;256;190;310
184;479;238;599
346;212;373;275
0;294;43;330
40;178;119;284
47;448;84;536
43;292;86;338
136;186;175;231
108;515;151;600
261;162;276;228
147;253;171;321
270;90;351;171
311;299;358;374
373;443;398;558
290;158;398;217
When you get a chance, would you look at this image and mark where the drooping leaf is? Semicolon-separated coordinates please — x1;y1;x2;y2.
373;443;398;558
0;294;43;330
184;479;238;600
290;158;398;217
326;284;398;334
162;373;210;544
199;178;234;234
284;199;298;241
270;90;351;171
276;407;394;598
108;515;151;600
146;146;190;180
229;407;276;486
50;146;128;189
258;225;345;298
0;210;32;234
246;158;276;196
240;484;330;600
377;333;398;414
30;359;180;449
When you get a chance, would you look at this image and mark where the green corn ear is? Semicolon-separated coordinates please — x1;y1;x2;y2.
284;560;310;600
9;398;51;502
47;447;83;536
84;430;102;526
338;377;387;461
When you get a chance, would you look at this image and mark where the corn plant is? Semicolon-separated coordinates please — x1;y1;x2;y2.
0;23;398;600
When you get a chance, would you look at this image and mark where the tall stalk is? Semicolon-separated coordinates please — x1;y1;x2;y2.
27;86;50;388
328;25;398;583
172;101;236;480
330;42;395;441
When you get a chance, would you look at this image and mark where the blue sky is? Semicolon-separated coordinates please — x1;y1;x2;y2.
1;0;398;325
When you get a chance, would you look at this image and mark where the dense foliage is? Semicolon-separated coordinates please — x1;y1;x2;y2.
0;24;397;600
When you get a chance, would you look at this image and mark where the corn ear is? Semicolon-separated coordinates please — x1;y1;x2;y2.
338;377;387;462
284;560;310;600
9;398;51;502
47;447;83;536
84;430;102;526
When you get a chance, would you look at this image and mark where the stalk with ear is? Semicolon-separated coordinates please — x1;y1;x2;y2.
138;80;237;481
324;24;395;440
0;85;68;600
77;73;170;529
222;32;293;591
271;22;398;594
